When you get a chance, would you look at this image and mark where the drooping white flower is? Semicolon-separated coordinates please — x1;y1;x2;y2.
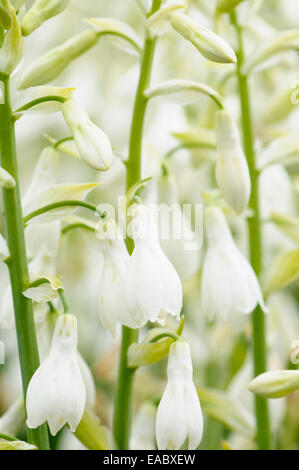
200;207;267;320
98;228;132;336
26;314;86;436
215;109;251;214
126;204;182;327
157;173;201;281
0;265;14;330
62;99;113;171
156;341;203;450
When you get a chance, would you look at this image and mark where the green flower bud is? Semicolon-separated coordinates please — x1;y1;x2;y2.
18;29;98;89
249;370;299;399
0;0;11;30
0;7;23;75
21;0;70;36
170;12;237;64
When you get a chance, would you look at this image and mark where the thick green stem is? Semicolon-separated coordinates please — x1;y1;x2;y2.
0;75;50;450
113;0;162;450
232;16;272;450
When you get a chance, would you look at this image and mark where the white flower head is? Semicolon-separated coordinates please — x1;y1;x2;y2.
215;109;251;214
62;100;113;171
200;207;267;320
98;234;132;336
126;204;183;327
156;341;203;450
26;314;86;435
157;173;201;281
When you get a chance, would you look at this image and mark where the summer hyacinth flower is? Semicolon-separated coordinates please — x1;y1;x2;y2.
157;172;201;281
156;341;203;450
200;207;267;320
97;220;132;336
126;204;183;327
62;99;113;171
215;109;251;214
26;314;86;435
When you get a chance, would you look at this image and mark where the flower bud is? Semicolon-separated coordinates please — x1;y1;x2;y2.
249;370;299;399
26;314;86;435
18;29;98;89
146;2;187;37
62;99;113;171
0;167;16;189
0;232;9;261
201;207;267;320
21;0;70;36
156;341;203;450
0;7;23;75
170;12;237;64
215;109;251;214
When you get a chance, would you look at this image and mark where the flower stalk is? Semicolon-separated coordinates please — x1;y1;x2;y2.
231;13;272;450
0;74;50;449
113;0;162;450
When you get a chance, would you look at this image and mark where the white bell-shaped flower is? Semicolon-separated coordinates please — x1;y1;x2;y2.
156;340;203;450
200;207;267;320
126;204;182;327
157;173;201;281
215;109;251;214
62;99;113;171
98;222;132;335
26;314;86;435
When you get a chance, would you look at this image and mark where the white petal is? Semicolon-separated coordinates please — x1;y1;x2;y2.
185;382;203;450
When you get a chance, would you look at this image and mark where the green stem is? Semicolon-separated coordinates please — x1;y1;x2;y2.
113;0;162;450
232;14;272;450
149;332;179;343
0;76;50;449
58;289;69;313
24;200;98;224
